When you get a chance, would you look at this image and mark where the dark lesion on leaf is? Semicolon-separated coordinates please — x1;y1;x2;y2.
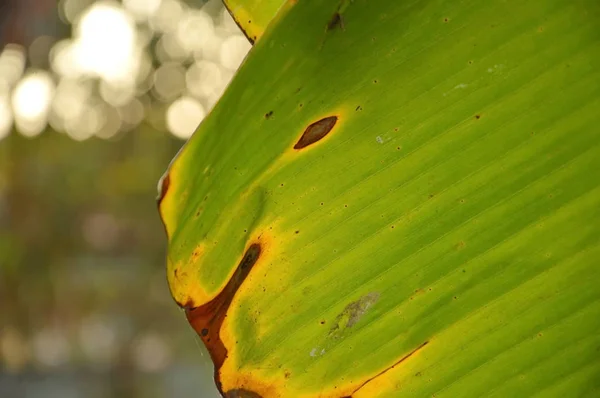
224;389;263;398
240;243;261;270
294;116;338;149
327;12;345;31
184;243;262;393
327;0;354;32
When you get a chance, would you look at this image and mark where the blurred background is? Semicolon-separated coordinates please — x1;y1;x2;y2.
0;0;251;396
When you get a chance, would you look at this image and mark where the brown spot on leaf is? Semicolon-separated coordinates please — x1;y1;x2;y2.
327;12;344;31
185;243;262;393
181;299;196;310
475;114;481;119
191;248;202;261
224;389;263;398
294;116;337;149
265;110;273;119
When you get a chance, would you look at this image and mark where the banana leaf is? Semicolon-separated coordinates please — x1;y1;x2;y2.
159;0;600;396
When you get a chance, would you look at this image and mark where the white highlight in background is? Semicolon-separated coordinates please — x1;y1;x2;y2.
123;0;163;21
166;96;205;139
72;1;139;84
12;71;55;137
0;44;26;87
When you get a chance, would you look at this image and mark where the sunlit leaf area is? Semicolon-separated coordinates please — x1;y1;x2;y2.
0;0;249;396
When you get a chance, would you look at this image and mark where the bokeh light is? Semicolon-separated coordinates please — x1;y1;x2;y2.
11;71;55;137
0;0;252;142
220;35;251;70
123;0;163;20
0;44;26;86
73;2;139;83
166;96;205;139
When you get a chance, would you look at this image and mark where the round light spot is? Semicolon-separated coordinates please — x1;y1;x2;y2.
100;79;135;107
176;10;215;55
64;100;106;141
149;0;184;33
123;0;162;20
73;2;138;83
186;60;222;99
166;96;204;139
0;44;26;86
220;35;251;70
12;71;55;137
51;78;92;126
153;62;186;101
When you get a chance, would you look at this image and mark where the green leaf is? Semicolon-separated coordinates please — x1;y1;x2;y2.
159;0;600;396
223;0;286;43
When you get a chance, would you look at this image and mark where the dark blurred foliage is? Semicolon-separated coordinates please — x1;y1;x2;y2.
0;126;178;334
0;126;219;398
